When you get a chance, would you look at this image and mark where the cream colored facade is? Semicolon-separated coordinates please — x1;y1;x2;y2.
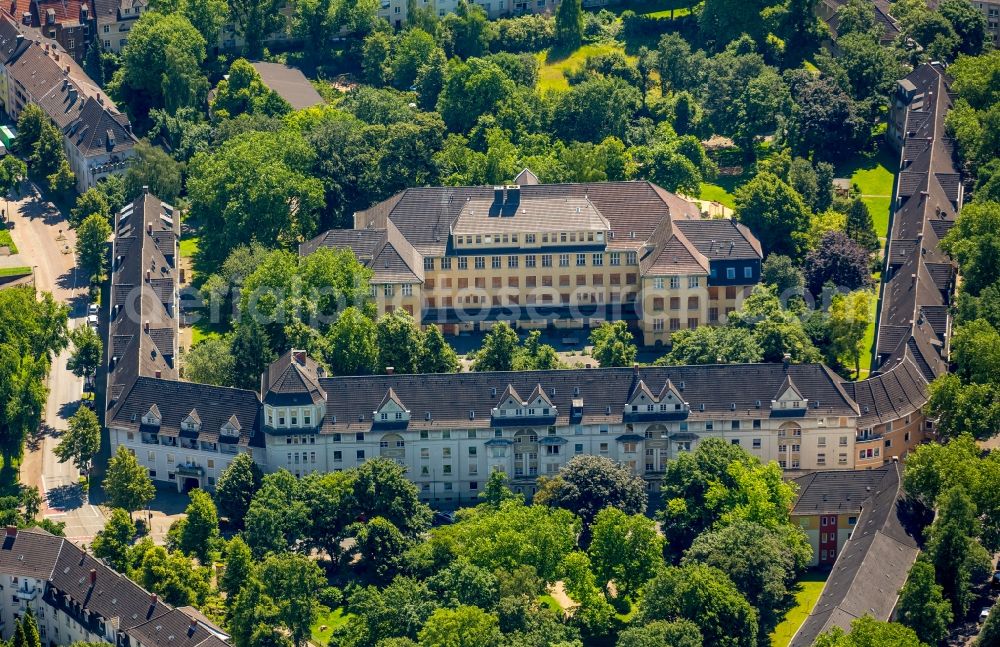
320;181;763;346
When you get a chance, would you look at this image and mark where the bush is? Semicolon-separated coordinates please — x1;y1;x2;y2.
493;14;555;53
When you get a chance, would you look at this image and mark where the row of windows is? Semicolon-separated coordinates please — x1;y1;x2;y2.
452;230;606;248
429;273;639;290
651;276;702;289
425;251;639;272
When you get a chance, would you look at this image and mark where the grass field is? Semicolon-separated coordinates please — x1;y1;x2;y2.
539;594;562;613
836;147;897;237
0;266;31;278
770;570;829;647
536;43;632;92
856;283;879;379
699;174;747;209
0;228;17;254
311;607;353;645
179;234;200;261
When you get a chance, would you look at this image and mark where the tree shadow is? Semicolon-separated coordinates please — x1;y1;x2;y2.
57;399;81;421
47;482;85;511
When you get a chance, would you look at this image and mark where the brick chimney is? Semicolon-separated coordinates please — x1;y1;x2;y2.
386;366;394;375
5;525;16;538
89;568;97;585
150;593;158;606
291;350;306;365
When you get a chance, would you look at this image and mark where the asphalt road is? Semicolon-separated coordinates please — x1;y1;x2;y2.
8;183;108;544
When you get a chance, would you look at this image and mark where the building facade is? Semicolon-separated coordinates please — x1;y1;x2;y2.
301;175;763;346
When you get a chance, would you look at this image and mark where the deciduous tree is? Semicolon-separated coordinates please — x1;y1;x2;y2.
535;454;647;527
54;406;101;477
67;325;102;382
104;445;155;515
637;563;758;647
896;559;953;645
735;172;812;258
589;321;637;368
91;508;136;571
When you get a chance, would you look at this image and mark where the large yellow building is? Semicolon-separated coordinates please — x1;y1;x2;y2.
300;172;763;346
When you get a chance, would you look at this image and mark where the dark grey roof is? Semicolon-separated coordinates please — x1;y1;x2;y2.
352;181;707;258
791;466;890;516
0;14;29;64
65;95;135;157
107;193;180;411
126;608;228;647
249;61;324;111
843;353;928;427
790;463;920;647
674;219;763;260
108;377;262;447
294;363;859;434
262;350;326;407
0;528;230;647
874;63;959;388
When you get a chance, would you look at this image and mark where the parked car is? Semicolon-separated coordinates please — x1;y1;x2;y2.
992;570;1000;589
432;511;455;526
87;314;98;328
980;607;991;624
88;303;98;316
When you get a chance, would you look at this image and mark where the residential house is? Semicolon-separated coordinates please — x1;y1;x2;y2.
789;462;921;646
0;13;135;191
92;0;144;53
0;526;230;646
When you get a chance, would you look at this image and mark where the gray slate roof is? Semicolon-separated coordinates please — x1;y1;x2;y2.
789;463;920;647
1;528;229;647
107;193;179;407
249;61;324;111
108;376;262;447
295;363;859;434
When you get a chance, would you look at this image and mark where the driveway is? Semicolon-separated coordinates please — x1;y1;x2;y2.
8;182;107;544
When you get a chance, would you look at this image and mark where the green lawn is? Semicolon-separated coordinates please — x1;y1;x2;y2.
536;43;632;92
179;234;200;260
311;607;353;645
836;147;897;237
0;228;17;254
0;266;31;278
539;594;562;613
190;319;223;346
699;174;748;210
770;570;829;647
602;0;699;15
856;283;879;379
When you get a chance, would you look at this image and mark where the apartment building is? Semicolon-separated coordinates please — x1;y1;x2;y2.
3;0;92;62
790;463;919;646
92;0;144;53
875;62;960;463
0;526;230;646
301;174;763;346
105;190;263;492
974;1;1000;42
0;12;135;191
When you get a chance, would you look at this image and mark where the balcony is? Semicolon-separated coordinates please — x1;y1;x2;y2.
16;583;38;601
141;434;159;445
179;439;198;450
